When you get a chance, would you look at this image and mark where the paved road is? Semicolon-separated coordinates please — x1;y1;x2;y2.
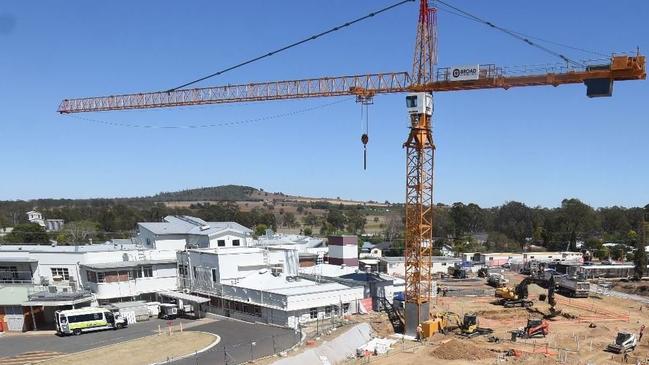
0;317;299;365
174;320;299;365
0;318;194;359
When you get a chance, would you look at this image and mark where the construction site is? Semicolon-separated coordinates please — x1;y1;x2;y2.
1;0;647;364
352;269;649;364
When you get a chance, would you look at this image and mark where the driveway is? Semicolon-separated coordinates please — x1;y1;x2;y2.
175;319;299;365
0;317;299;365
0;318;194;360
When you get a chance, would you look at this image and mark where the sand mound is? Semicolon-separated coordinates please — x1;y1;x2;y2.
430;339;495;360
476;308;528;320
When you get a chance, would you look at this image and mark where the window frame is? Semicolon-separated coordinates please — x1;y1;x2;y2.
51;267;70;280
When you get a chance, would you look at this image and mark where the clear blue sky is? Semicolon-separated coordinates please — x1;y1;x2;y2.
0;0;647;208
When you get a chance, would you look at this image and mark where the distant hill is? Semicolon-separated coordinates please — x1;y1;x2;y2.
150;185;260;202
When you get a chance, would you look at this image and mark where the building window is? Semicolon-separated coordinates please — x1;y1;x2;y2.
211;268;217;282
86;271;97;283
146;238;152;246
343;303;350;313
179;265;188;277
217;240;226;247
232;239;240;247
97;272;105;283
132;269;142;279
193;266;198;279
128;270;134;280
325;306;332;317
51;268;70;280
142;266;153;278
309;307;318;319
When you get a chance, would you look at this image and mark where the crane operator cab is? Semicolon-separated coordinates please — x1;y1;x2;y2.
406;93;433;116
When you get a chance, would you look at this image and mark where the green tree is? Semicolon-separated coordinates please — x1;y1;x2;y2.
302;212;318;226
254;224;268;237
303;227;313;236
346;209;366;234
282;213;297;228
4;223;49;244
634;219;648;280
494;201;533;248
58;220;100;244
559;198;598;251
326;209;347;231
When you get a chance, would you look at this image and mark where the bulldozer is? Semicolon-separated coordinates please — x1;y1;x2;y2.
511;318;549;340
424;312;493;338
495;277;534;308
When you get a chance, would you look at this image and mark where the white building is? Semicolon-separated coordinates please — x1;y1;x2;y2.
177;246;364;329
137;215;253;251
26;210;65;232
379;256;460;277
26;210;45;227
522;251;583;263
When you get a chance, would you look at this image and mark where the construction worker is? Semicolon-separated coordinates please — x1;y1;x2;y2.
640;324;645;342
416;324;423;342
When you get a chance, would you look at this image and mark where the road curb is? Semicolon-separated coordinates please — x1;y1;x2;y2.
28;331;219;365
150;331;221;365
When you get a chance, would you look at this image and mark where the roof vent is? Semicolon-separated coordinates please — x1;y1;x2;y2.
200;225;211;231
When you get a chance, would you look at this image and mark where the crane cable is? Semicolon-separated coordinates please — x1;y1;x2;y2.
166;0;416;92
434;6;610;57
432;0;585;67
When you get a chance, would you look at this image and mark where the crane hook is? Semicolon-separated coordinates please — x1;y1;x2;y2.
361;133;369;170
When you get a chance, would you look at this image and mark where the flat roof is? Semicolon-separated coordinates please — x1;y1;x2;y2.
0;257;38;263
0;243;141;253
188;247;263;255
158;291;210;304
234;272;355;296
80;259;176;270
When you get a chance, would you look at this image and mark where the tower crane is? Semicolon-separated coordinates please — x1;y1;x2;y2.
57;1;646;336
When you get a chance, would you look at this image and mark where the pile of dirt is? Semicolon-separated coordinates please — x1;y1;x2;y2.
430;339;495;360
368;313;395;337
477;308;528;320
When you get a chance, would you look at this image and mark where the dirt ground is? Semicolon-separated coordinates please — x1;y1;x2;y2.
613;280;649;297
39;332;217;365
351;271;649;365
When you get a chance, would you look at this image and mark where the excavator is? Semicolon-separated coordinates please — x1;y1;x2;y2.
512;318;550;340
495;277;534;308
427;312;493;338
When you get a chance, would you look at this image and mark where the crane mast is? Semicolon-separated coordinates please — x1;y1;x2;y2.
403;0;436;335
56;0;646;336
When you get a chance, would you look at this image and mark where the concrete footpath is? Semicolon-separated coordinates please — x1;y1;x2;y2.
272;323;372;365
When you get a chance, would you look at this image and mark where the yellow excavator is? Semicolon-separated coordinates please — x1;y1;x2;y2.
495;277;534;308
423;312;493;338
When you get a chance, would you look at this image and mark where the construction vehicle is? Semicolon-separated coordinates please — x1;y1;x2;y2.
556;276;590;298
56;0;646;335
487;273;508;288
607;331;638;353
495;277;534;308
426;312;493;338
512;319;549;340
448;265;470;279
